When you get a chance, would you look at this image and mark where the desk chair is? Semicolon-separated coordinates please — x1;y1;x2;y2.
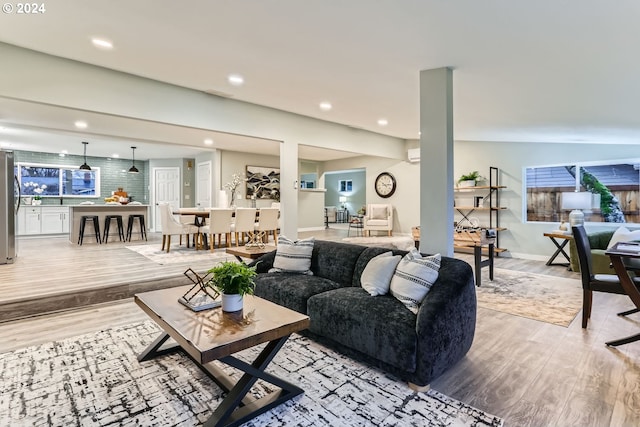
572;225;640;328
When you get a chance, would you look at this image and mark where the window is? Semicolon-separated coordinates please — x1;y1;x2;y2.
339;180;352;192
526;160;640;224
18;163;101;198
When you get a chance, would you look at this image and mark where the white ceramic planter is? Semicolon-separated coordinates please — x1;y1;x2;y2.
221;293;243;312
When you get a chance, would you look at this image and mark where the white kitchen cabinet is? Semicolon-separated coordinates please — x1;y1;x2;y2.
16;206;70;235
21;206;42;235
41;207;70;234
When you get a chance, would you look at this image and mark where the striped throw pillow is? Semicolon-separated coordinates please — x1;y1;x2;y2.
269;236;315;275
389;249;441;313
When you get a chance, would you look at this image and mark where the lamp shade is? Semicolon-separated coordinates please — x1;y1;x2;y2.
79;141;91;170
339;196;347;203
561;192;592;210
128;146;139;173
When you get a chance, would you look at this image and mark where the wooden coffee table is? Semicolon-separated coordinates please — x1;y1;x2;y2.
226;245;276;262
135;286;310;427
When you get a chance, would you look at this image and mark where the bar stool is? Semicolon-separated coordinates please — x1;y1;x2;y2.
78;215;101;245
127;214;147;242
103;215;125;243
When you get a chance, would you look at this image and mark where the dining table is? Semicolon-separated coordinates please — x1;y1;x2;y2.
604;241;640;346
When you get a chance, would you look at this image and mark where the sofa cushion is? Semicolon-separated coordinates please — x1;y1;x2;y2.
254;273;340;314
269;236;315;275
352;246;410;288
310;240;368;287
360;251;402;296
390;249;441;313
307;287;417;371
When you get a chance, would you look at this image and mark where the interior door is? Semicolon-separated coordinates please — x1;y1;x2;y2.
197;161;212;208
153;167;180;232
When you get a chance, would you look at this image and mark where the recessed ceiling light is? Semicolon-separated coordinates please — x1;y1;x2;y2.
61;150;68;154
377;118;388;126
111;153;119;158
319;102;332;111
204;138;214;145
58;153;66;157
227;74;244;86
74;121;88;129
91;37;113;50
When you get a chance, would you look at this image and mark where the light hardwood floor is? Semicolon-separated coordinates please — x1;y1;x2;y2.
1;226;639;427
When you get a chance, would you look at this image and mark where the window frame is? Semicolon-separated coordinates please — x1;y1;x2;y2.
17;162;101;198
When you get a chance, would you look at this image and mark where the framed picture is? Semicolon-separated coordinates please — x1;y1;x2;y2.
246;165;280;200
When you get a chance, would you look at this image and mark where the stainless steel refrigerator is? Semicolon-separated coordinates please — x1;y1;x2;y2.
1;150;19;264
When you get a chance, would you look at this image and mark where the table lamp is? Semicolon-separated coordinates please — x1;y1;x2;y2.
339;196;347;209
561;191;592;229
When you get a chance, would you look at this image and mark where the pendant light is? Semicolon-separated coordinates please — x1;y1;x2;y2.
79;141;91;170
128;146;139;173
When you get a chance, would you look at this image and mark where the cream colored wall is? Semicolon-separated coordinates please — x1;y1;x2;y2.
298;190;326;230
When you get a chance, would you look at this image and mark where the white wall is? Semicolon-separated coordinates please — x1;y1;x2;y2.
0;43;405;160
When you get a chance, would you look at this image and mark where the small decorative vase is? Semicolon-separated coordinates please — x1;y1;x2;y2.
229;191;236;208
221;294;243;312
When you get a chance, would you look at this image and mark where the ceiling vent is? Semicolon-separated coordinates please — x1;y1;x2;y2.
407;148;420;163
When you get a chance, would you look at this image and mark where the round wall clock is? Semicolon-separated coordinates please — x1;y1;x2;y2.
374;172;396;198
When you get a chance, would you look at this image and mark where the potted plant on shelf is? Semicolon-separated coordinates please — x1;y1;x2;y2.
207;261;258;312
457;171;485;188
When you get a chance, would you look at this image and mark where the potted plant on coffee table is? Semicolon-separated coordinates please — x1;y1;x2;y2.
207;261;257;312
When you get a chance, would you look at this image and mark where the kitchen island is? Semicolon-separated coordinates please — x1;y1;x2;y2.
69;204;149;244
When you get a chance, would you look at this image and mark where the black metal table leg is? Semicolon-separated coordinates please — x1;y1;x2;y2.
545;237;570;267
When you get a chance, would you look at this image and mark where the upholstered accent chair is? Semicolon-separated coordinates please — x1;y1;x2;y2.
363;204;393;237
158;203;199;253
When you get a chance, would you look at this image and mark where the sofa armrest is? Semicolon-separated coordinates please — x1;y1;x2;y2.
248;250;277;273
413;257;476;386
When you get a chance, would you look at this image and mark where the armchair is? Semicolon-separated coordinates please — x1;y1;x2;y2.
363;204;393;236
325;206;337;223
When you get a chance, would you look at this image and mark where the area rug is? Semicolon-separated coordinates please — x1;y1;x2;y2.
126;243;235;266
341;236;415;251
0;321;503;427
476;268;582;327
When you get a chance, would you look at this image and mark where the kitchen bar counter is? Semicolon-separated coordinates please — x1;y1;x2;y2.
69;204;149;244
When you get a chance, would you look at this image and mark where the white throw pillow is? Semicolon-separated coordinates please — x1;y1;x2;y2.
607;226;640;249
361;252;402;296
390;249;441;313
607;226;640;269
269;236;315;275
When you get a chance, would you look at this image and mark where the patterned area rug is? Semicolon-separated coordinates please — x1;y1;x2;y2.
126;243;235;266
477;268;582;327
0;321;503;427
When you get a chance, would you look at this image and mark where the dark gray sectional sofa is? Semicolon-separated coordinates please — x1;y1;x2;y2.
249;240;476;387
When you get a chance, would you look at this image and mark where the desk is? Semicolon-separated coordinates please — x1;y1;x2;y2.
543;232;572;268
604;242;640;346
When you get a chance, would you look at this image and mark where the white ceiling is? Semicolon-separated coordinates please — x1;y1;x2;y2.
1;0;640;160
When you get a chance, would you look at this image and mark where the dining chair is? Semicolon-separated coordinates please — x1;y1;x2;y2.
253;207;279;244
572;225;640;328
178;214;197;248
159;203;200;253
199;208;234;251
231;208;257;246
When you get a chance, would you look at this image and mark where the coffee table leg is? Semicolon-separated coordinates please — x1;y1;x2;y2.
137;332;180;362
204;335;303;427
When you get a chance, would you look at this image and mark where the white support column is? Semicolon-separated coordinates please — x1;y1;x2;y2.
280;140;299;240
419;68;454;256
